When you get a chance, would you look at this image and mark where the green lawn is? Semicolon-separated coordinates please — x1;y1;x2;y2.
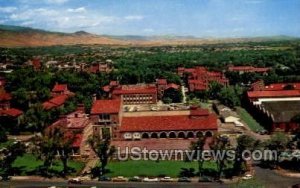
237;107;264;131
12;154;85;176
106;160;218;177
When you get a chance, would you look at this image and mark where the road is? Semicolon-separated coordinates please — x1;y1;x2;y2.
0;180;229;188
1;167;299;188
254;166;300;188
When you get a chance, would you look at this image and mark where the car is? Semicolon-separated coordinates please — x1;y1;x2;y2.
143;177;159;182
112;176;128;182
242;174;253;180
128;176;142;182
160;176;175;182
198;176;213;182
68;177;82;184
178;177;191;182
99;176;111;181
259;130;268;135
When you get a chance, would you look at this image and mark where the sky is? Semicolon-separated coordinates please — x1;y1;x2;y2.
0;0;299;37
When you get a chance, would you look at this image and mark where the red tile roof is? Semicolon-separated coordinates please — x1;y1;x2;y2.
109;81;119;87
52;84;68;92
165;83;180;90
190;108;210;116
102;85;111;92
0;108;23;117
228;66;270;73
42;94;69;110
264;83;300;91
120;114;217;132
91;99;121;114
247;90;300;99
157;79;167;85
32;58;41;70
0;92;12;101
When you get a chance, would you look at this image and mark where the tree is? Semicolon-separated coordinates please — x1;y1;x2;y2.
88;136;116;178
162;88;182;103
219;86;241;108
22;104;48;132
0;141;25;179
213;135;230;179
0;126;7;143
265;132;290;168
233;135;255;176
190;134;206;178
54;129;75;176
208;81;223;99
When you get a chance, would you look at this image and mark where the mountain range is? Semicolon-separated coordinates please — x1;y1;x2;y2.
0;25;298;47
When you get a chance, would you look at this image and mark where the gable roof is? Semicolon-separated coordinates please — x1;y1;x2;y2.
42;94;69;110
0;92;12;101
91;99;121;114
247;90;300;99
0;108;23;117
52;84;68;92
120;114;217;132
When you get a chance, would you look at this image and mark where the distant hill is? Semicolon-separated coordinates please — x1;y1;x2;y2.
0;25;299;47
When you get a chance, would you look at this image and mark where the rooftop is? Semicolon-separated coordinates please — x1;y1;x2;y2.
120;114;217;132
52;84;68;92
91;99;121;114
261;101;300;123
247;90;300;99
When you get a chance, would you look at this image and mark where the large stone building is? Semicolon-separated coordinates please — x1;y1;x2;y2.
103;80;180;105
247;80;300;132
178;66;229;92
90;99;218;141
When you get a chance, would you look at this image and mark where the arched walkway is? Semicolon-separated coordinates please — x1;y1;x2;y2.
151;132;158;138
160;132;167;138
205;131;213;137
169;132;176;138
142;133;149;139
196;131;204;138
187;131;194;138
178;132;185;138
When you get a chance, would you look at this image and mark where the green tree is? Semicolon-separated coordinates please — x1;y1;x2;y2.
219;86;241;108
233;135;255;176
265;132;290;168
213;135;231;179
0;142;25;179
190;134;206;178
88;136;116;178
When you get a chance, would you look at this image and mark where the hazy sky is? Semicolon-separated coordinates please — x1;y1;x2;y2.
0;0;299;37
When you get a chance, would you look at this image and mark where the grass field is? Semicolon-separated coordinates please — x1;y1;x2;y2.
237;107;264;131
106;160;218;177
12;154;85;176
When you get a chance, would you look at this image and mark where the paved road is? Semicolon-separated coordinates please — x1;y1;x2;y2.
1;166;299;188
0;180;229;188
254;167;300;188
